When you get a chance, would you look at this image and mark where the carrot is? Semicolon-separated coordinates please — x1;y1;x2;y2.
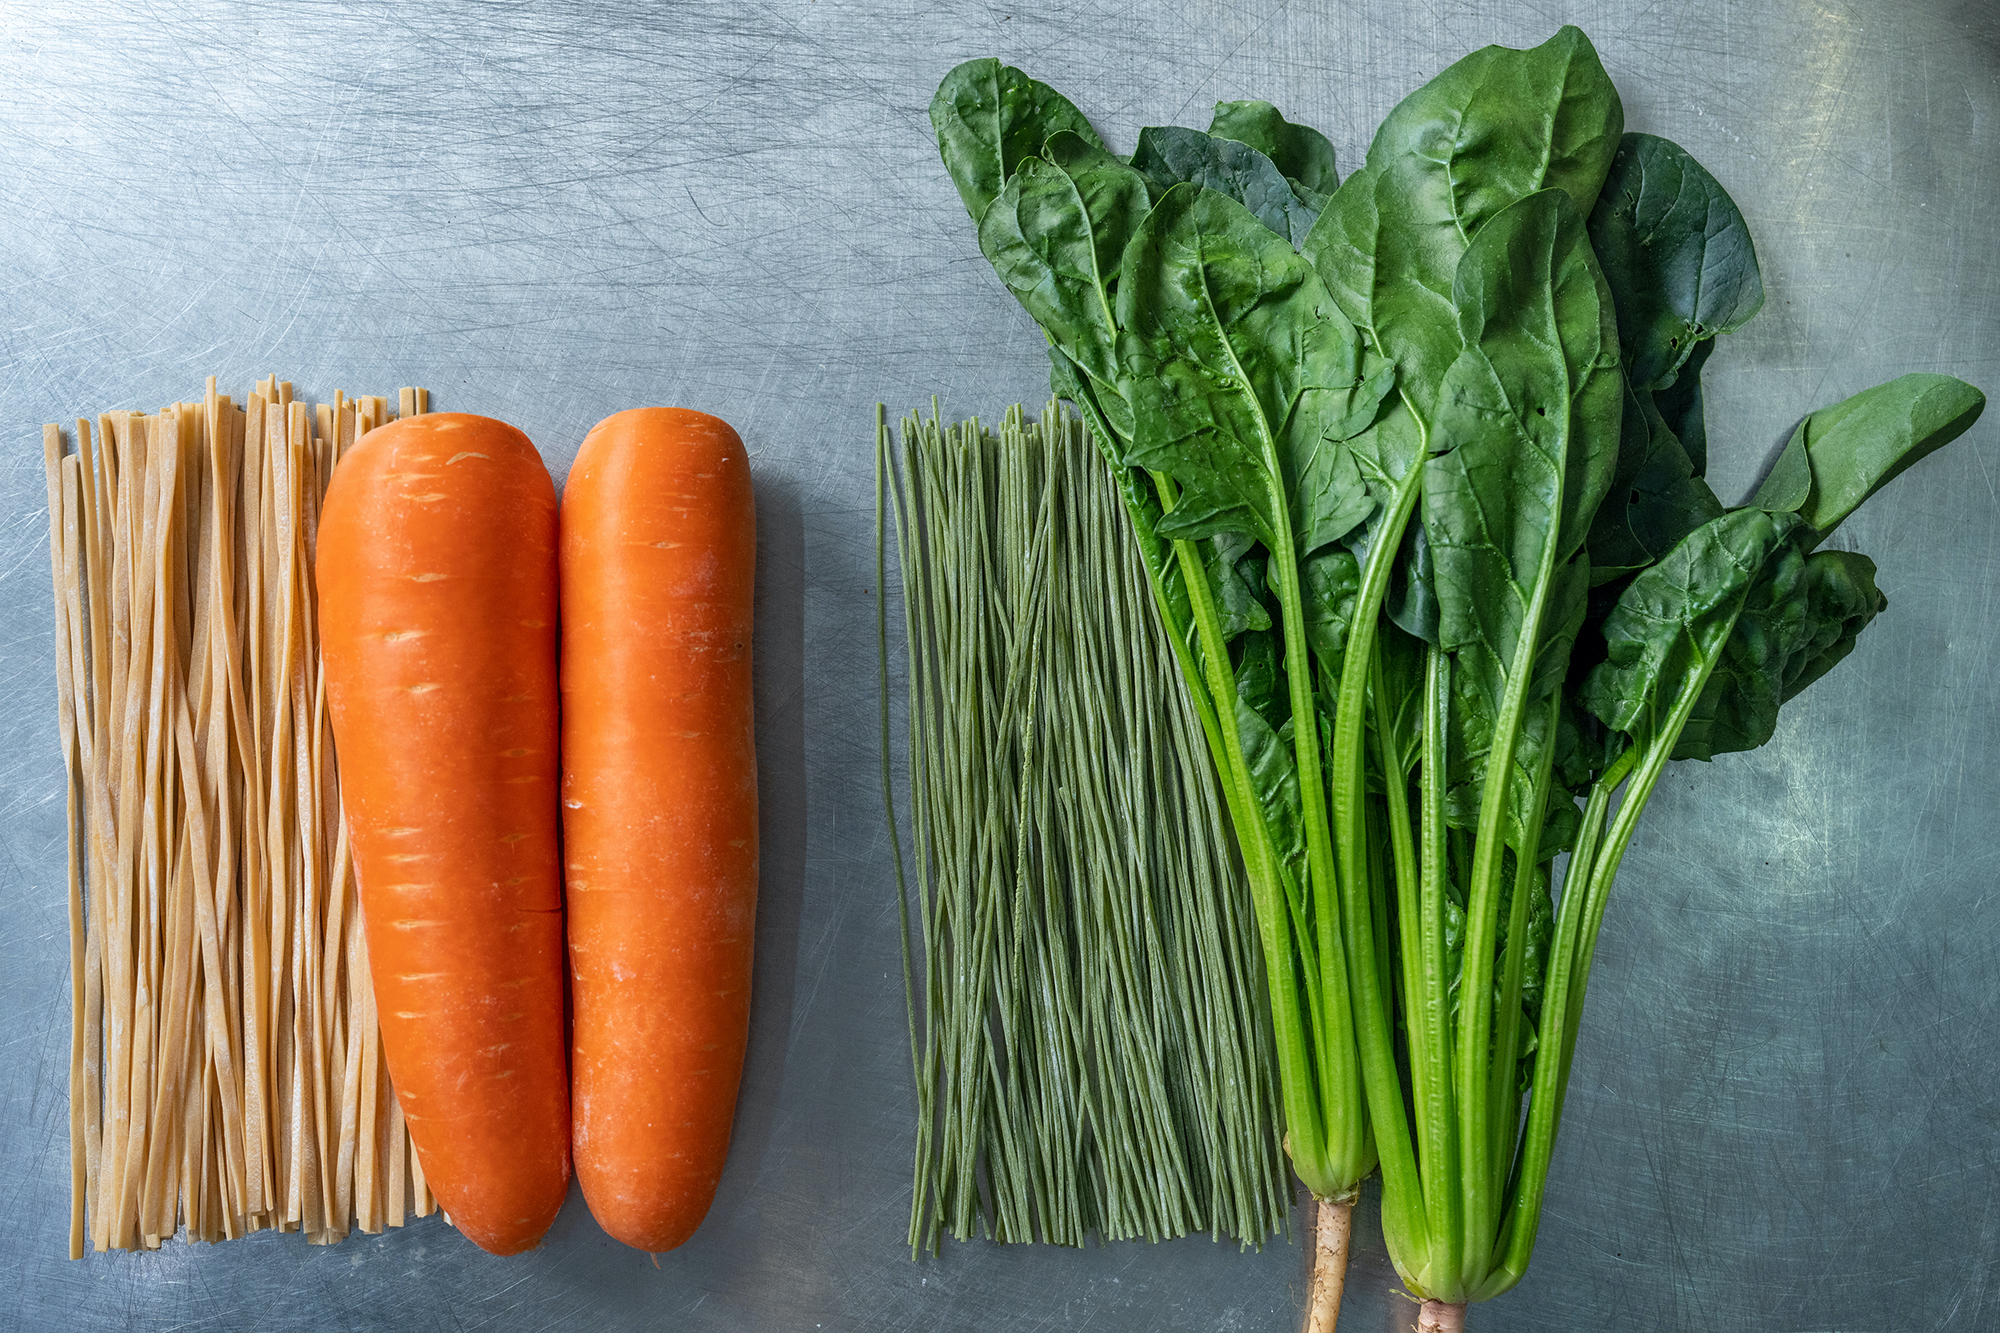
559;407;757;1252
316;412;571;1257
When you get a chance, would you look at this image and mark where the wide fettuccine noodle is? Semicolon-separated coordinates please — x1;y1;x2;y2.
44;379;438;1254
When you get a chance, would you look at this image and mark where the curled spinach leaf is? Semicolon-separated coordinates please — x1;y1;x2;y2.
1580;507;1804;748
1782;550;1887;701
978;135;1152;384
1208;99;1339;205
1131;125;1322;246
1586;133;1765;391
1675;544;1886;760
1753;373;1987;540
1211;531;1275;639
932;58;1103;225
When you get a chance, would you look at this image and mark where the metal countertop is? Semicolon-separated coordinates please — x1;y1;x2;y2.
0;2;1995;1329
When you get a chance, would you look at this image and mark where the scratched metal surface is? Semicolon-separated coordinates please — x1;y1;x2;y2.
0;1;1995;1329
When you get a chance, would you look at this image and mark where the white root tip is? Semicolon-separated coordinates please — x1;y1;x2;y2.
1416;1299;1468;1333
1304;1193;1356;1333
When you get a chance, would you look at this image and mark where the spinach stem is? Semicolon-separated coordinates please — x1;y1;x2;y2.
1414;646;1462;1287
1267;525;1368;1189
1155;474;1341;1198
1369;642;1423;1163
1329;464;1429;1259
1485;693;1559;1210
1480;626;1735;1298
1455;555;1563;1284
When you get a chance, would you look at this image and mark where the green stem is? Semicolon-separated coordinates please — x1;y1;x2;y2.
1479;644;1725;1300
1485;692;1559;1209
1455;570;1565;1284
1155;474;1338;1198
1474;774;1608;1299
1329;467;1428;1257
1413;647;1461;1291
1371;644;1423;1130
1266;528;1364;1185
1184;285;1366;1191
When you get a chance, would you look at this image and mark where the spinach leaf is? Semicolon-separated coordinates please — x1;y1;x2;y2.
1210;531;1275;639
1049;342;1136;471
1553;691;1621;793
1115;183;1387;549
1580;507;1804;747
1538;786;1584;859
1654;337;1714;476
1208;99;1339;204
1753;373;1987;540
1348;388;1427;490
1235;628;1289;728
1674;545;1886;760
1445;659;1571;845
1371;620;1428;782
1781;550;1886;701
1586;133;1764;392
1305;25;1623;424
1234;692;1305;871
1512;863;1555;1065
1382;513;1441;645
932;59;1103;225
1300;545;1362;674
1130;126;1322;246
1587;375;1724;582
1290;407;1383;554
1426;187;1621;710
979;136;1153;384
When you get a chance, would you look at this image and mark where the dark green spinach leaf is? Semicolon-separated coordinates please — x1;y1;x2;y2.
1586;133;1764;391
932;59;1104;225
1234;694;1305;871
1131;126;1321;246
1587;376;1724;582
1116;183;1386;549
1211;531;1275;639
1426;188;1621;708
1300;545;1362;674
1305;25;1623;426
1580;506;1804;747
1208;99;1339;204
1674;545;1886;760
979;136;1153;383
1653;337;1715;475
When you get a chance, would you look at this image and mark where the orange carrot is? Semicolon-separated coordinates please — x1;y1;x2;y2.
317;412;570;1256
559;407;757;1252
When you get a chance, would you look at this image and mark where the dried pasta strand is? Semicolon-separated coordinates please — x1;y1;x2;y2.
46;431;87;1259
47;382;437;1252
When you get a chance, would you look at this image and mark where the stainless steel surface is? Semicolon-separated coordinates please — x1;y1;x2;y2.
1;2;1994;1329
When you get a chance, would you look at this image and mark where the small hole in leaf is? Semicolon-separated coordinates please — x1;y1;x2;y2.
1535;406;1546;417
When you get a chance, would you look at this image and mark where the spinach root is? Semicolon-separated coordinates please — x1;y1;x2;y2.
1307;1192;1358;1333
1417;1301;1468;1333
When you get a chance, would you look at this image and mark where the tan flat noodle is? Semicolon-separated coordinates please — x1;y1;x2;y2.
46;381;435;1252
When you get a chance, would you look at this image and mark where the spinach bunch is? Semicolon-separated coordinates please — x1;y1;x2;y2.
930;26;1984;1313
